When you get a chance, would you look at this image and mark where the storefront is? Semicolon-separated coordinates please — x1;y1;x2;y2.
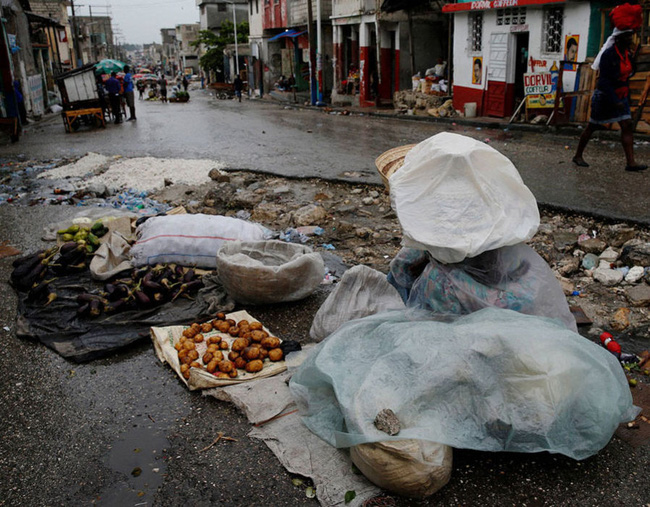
332;14;400;107
444;0;595;117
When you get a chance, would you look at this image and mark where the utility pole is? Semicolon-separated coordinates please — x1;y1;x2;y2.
316;0;322;103
89;5;95;62
69;0;83;67
307;0;317;105
232;3;239;76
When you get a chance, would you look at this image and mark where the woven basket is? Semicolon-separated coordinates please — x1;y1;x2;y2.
374;144;417;190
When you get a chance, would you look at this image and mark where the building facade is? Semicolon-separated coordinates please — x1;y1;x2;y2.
176;23;201;75
444;0;604;117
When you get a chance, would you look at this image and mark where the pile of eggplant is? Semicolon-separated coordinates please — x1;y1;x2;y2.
11;244;205;318
77;264;204;318
11;242;92;305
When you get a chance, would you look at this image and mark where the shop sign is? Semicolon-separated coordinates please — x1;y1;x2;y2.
443;0;564;13
510;24;529;32
524;71;556;108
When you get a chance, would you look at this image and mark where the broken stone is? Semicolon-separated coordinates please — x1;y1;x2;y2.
593;267;624;286
361;197;375;205
579;238;608;255
626;284;650;307
85;182;107;197
604;224;636;247
293;204;328;226
355;227;374;239
554;232;577;251
610;308;631;331
314;192;331;201
272;185;291;195
374;409;401;436
369;190;380;198
230;189;264;209
350;188;363;194
620;242;650;267
208;168;230;182
599;247;619;262
251;203;284;222
625;266;645;284
558;257;580;277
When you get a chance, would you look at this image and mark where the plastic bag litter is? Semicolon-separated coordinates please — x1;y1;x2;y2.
290;308;639;460
310;265;405;342
216;240;325;305
388;243;577;332
390;133;539;264
130;214;267;268
350;440;452;498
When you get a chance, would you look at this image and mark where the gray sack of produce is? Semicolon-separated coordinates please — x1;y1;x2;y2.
216;240;325;305
290;308;639;460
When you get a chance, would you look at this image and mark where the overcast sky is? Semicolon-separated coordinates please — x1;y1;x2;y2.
78;0;200;45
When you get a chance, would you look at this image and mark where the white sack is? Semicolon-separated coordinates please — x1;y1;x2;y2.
217;240;325;304
390;133;540;263
310;265;405;342
130;214;266;268
350;440;452;498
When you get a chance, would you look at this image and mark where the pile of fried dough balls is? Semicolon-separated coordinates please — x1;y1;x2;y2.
176;312;284;380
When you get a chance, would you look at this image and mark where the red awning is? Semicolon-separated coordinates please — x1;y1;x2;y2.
443;0;564;14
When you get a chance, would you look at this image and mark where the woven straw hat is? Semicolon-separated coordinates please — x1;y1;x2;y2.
375;144;417;189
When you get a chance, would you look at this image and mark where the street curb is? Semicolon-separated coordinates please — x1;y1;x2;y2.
261;95;650;142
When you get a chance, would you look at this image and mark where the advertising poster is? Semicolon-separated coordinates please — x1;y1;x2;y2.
563;35;579;71
524;71;555;108
472;57;482;85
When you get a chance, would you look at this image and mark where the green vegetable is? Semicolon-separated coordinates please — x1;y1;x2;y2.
62;233;74;241
87;232;100;247
344;491;356;504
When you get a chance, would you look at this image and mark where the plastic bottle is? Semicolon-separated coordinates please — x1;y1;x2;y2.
600;332;621;355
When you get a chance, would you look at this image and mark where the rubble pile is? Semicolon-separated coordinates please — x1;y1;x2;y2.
149;169;650;337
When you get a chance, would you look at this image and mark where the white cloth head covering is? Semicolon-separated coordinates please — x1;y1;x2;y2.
592;27;632;71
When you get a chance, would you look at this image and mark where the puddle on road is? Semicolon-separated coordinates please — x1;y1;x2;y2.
96;419;169;506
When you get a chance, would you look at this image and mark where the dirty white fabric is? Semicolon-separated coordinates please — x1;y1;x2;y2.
592;28;631;71
89;231;133;280
389;133;539;264
205;368;381;507
310;265;405;341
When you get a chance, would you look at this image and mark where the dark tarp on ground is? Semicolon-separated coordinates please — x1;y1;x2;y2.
15;271;214;362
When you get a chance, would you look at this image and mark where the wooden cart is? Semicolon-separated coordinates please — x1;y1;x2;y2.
56;64;106;132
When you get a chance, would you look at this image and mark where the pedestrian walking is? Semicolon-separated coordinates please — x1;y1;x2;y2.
234;74;244;102
123;65;137;121
159;76;168;103
182;75;189;92
105;72;122;124
137;80;146;100
573;3;647;172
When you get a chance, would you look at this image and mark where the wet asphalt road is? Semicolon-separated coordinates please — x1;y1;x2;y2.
2;90;650;223
0;93;649;506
